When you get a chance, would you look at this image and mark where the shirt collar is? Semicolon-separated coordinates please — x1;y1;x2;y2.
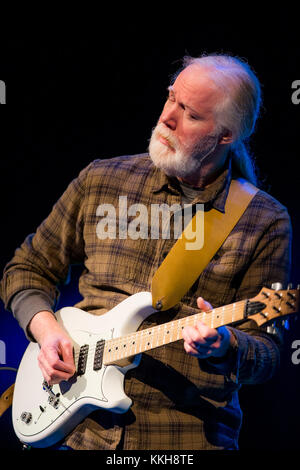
151;157;232;214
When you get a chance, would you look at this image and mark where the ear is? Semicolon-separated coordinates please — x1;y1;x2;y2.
218;129;234;145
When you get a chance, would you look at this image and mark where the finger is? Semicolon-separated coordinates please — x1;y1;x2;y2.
184;341;212;358
183;325;216;351
184;341;201;356
39;362;51;385
59;339;76;371
182;328;212;356
182;325;193;343
195;321;219;343
183;325;206;347
197;297;213;311
43;346;75;375
42;365;74;385
39;352;74;385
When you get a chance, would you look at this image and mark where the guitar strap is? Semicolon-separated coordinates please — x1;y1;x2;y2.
0;383;14;418
151;177;259;311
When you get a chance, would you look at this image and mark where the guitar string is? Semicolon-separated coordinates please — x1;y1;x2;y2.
74;294;293;369
72;301;248;370
97;294;287;357
72;301;246;361
74;302;248;358
64;294;290;374
103;303;247;365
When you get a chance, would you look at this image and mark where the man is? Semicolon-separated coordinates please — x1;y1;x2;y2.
0;54;291;450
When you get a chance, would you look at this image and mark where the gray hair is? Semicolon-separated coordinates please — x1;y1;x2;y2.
173;54;262;186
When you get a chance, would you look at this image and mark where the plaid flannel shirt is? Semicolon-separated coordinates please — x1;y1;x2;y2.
0;154;292;450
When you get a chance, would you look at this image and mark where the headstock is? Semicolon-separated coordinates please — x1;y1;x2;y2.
246;283;299;327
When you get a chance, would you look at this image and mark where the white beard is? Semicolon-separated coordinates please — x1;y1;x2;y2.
148;122;218;179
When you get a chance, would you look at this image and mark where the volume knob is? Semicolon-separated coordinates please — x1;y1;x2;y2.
20;412;32;424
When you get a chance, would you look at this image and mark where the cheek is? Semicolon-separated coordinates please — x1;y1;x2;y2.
180;122;216;148
178;128;201;150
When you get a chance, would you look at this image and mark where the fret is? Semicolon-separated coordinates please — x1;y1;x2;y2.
130;332;137;356
173;321;176;340
114;337;121;361
133;332;138;354
103;299;247;365
170;321;174;343
144;328;153;351
169;323;173;343
163;324;167;345
156;325;160;347
140;329;145;353
176;319;181;341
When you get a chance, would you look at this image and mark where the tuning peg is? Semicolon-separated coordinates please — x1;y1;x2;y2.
297;284;300;290
287;283;293;290
271;282;283;291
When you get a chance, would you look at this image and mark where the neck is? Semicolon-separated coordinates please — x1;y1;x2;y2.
102;298;248;367
177;167;222;188
177;148;229;188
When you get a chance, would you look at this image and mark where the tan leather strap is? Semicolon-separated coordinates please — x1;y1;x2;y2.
151;178;259;311
0;383;15;418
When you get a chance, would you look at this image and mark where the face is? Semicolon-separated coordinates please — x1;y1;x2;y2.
149;64;227;180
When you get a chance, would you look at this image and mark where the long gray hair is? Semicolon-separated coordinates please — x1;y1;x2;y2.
173;54;262;187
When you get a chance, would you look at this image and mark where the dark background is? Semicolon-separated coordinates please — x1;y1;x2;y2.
0;25;299;450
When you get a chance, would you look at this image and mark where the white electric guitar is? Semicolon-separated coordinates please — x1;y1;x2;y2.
12;285;299;448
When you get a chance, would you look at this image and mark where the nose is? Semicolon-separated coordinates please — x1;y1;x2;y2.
159;103;177;131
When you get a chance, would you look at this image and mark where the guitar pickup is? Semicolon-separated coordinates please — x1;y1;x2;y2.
93;340;105;371
77;344;89;376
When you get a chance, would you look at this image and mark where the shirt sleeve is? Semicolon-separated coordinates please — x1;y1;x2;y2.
204;203;292;385
10;289;55;341
0;162;93;333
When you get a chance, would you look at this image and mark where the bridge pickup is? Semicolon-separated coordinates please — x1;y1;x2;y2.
93;340;105;371
77;344;89;376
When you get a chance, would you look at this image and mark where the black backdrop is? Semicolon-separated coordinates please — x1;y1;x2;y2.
0;26;299;450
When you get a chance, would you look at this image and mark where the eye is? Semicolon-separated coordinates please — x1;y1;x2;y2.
189;114;199;121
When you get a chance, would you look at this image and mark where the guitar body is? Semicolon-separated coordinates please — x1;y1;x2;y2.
12;292;156;448
12;285;299;448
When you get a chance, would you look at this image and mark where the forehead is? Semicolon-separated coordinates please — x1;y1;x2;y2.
172;64;223;113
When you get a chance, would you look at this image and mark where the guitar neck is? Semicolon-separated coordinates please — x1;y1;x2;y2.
103;299;246;366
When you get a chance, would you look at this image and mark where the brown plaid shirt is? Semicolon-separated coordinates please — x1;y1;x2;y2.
0;154;292;450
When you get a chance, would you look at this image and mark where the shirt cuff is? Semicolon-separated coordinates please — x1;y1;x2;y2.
205;328;239;383
10;289;55;341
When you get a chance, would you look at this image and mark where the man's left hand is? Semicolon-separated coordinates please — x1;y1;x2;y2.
182;297;232;359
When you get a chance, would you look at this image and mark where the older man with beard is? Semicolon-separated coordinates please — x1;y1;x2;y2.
0;54;291;450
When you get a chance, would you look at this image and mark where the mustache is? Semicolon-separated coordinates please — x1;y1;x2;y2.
152;123;178;150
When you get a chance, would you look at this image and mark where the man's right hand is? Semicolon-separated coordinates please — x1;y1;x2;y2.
28;310;76;385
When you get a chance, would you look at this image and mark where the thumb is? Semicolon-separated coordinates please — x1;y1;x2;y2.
197;297;213;312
